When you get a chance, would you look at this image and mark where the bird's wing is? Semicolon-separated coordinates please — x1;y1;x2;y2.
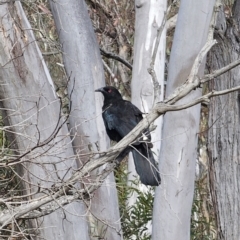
103;100;143;138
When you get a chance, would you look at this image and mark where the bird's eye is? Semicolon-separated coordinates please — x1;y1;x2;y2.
107;89;112;93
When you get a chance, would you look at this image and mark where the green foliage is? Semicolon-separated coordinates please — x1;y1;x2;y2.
116;159;217;240
115;163;155;240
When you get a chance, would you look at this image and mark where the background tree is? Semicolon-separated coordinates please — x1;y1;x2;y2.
0;2;89;239
130;0;166;187
152;1;215;239
125;0;167;237
48;0;122;239
208;0;240;239
1;0;240;239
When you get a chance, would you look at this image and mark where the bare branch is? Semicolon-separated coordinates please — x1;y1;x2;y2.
148;11;167;104
150;12;167;70
2;1;240;226
164;0;221;105
188;40;217;84
102;59;117;80
201;58;240;83
164;39;217;105
2;76;240;228
100;48;132;70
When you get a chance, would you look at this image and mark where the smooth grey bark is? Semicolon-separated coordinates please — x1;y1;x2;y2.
0;2;89;240
129;0;166;236
48;0;122;239
130;0;166;184
208;1;240;239
152;1;215;240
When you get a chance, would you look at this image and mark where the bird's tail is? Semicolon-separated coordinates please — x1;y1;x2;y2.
132;144;161;186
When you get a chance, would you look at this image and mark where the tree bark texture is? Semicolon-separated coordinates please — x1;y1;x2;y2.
48;0;122;239
0;2;89;239
129;0;166;236
208;1;240;239
130;0;166;183
152;1;215;240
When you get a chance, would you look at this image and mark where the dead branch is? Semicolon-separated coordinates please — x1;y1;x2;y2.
201;58;240;83
165;0;220;105
1;72;240;228
100;48;132;70
164;39;217;105
148;11;167;104
1;0;240;228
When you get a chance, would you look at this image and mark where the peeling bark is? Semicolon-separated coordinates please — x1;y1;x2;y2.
48;0;122;239
130;0;166;235
152;1;215;239
208;1;240;239
0;2;89;239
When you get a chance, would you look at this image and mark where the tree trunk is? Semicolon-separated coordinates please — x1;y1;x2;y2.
208;1;240;239
152;1;215;239
0;2;89;239
48;0;122;239
130;0;166;184
129;0;166;236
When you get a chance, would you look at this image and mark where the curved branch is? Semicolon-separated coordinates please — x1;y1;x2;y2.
2;33;240;226
100;48;132;70
1;81;240;227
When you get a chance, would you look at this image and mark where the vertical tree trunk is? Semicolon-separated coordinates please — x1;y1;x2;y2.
208;1;240;239
152;1;215;239
129;0;166;236
0;2;89;239
130;0;166;184
48;0;122;239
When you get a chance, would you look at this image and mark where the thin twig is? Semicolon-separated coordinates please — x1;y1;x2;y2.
148;11;167;104
201;58;240;83
1;83;240;228
1;81;240;227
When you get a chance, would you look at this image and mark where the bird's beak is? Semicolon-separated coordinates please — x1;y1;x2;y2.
95;87;104;93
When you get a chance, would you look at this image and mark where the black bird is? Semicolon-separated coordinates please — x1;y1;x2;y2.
95;86;161;186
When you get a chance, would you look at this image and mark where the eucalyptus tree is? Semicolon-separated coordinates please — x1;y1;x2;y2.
128;0;167;237
208;1;240;239
49;0;122;239
2;0;240;239
152;1;215;239
0;2;89;239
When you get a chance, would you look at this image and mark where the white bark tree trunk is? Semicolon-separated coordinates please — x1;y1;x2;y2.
152;1;215;239
0;2;89;239
48;0;122;239
129;0;166;235
130;0;166;186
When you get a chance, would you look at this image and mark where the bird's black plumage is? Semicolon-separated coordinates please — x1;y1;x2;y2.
95;86;161;186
